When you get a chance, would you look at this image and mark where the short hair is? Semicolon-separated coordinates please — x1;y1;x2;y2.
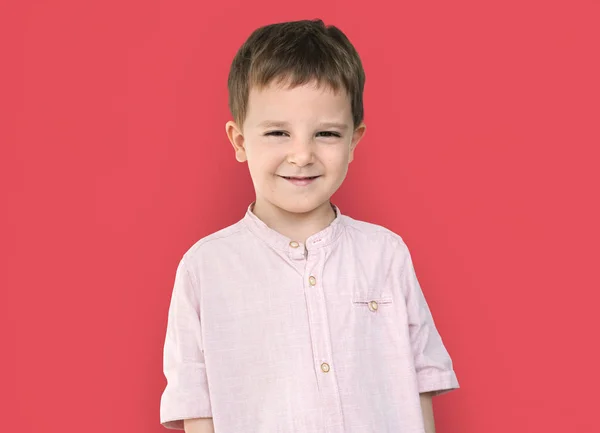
227;19;365;128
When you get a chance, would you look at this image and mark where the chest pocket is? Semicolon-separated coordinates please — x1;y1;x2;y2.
352;296;394;312
352;284;395;312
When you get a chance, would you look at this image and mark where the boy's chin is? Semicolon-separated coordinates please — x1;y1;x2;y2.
273;198;332;215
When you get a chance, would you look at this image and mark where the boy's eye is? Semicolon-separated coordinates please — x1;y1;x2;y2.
264;131;342;138
317;131;341;138
265;131;288;137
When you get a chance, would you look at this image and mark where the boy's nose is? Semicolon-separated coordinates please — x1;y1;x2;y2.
287;140;315;167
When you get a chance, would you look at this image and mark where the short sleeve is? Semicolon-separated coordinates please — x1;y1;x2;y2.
396;240;459;395
160;258;212;429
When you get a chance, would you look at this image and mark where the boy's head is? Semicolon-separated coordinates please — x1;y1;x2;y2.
225;19;366;217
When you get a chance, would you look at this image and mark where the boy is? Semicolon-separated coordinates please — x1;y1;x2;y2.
160;19;458;433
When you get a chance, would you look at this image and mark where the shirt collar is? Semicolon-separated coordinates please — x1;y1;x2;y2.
242;201;345;256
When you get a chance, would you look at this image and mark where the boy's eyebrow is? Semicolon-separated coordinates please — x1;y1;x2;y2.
258;120;350;131
258;120;290;129
318;122;350;131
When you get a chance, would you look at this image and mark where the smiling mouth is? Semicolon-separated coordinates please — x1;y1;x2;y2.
279;175;321;186
280;176;321;180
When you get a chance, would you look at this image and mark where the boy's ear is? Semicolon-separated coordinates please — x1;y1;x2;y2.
225;121;247;162
348;122;366;163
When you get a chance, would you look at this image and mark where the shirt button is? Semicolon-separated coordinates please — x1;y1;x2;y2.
308;276;317;286
321;362;330;373
289;241;299;248
368;300;379;312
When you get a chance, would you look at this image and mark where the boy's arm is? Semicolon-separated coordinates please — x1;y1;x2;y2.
420;392;436;433
396;240;459;395
160;259;213;429
184;418;215;433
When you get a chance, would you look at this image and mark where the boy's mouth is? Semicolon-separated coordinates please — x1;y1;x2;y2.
279;175;321;186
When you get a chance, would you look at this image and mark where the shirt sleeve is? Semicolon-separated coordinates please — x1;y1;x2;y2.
160;257;212;429
396;240;460;395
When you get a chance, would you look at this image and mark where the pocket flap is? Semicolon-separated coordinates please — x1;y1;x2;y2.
352;297;393;312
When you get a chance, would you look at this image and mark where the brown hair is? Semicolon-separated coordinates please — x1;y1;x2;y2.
227;19;365;129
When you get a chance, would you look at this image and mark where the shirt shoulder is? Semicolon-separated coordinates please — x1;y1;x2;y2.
180;219;251;264
340;214;410;252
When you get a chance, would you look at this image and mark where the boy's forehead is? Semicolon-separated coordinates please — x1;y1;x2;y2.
246;80;352;123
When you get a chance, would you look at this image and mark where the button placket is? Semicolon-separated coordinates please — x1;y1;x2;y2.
302;247;344;429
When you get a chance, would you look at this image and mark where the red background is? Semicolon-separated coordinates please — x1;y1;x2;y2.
2;1;599;432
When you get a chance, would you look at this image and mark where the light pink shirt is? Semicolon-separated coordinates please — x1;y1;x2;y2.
160;203;459;432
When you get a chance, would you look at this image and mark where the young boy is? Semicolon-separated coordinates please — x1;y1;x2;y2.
160;19;458;433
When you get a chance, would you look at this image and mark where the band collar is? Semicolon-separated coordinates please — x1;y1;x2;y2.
242;201;344;256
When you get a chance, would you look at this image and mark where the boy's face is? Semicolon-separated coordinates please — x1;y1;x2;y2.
226;79;366;216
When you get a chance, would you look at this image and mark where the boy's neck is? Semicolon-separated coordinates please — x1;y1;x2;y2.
251;199;336;245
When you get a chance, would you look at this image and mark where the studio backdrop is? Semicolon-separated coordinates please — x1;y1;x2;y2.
2;1;599;432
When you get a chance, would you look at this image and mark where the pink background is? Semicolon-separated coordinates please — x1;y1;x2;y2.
2;1;599;432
